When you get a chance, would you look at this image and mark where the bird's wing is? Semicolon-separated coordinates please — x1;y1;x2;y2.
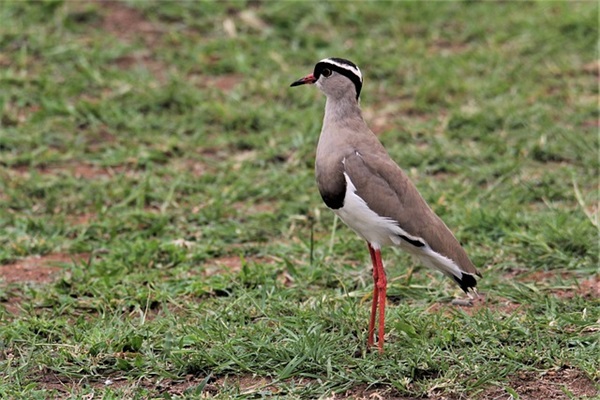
342;151;480;278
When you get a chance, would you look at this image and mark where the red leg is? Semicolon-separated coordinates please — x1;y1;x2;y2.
373;247;387;353
367;243;379;348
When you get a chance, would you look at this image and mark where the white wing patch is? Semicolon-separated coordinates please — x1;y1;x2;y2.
334;172;466;280
334;172;419;248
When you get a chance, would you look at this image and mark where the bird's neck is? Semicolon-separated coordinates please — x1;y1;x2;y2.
323;96;363;128
318;96;374;160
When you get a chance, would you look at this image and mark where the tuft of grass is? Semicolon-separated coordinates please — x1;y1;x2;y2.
0;1;598;399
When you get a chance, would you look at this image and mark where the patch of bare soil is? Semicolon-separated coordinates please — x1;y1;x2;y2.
552;275;600;300
96;1;163;45
428;38;470;56
38;373;286;399
0;253;88;314
508;269;599;300
2;296;22;315
1;103;41;127
203;255;273;277
480;367;598;400
65;212;96;226
0;253;87;285
34;370;152;400
581;60;599;76
511;269;574;282
34;367;598;400
210;255;246;274
232;200;277;216
71;1;171;82
207;376;417;399
205;375;280;396
200;74;244;93
113;51;169;82
83;126;118;152
427;292;521;317
12;162;131;179
36;374;269;398
582;119;600;128
362;103;403;135
169;158;212;178
333;384;421;400
503;267;600;300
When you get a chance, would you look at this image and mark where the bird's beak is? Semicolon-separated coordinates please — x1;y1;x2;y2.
290;73;316;87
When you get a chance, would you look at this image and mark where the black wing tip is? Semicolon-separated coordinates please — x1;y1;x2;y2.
453;273;479;293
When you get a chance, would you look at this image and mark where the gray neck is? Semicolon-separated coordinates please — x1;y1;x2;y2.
322;96;363;129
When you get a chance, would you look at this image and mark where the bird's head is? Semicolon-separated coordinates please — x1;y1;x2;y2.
290;57;363;101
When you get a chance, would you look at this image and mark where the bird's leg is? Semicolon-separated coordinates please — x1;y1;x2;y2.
367;242;379;348
373;247;387;353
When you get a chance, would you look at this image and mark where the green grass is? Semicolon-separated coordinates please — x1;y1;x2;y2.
0;1;598;399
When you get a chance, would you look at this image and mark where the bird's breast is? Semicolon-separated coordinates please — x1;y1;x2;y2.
315;157;346;209
332;172;404;248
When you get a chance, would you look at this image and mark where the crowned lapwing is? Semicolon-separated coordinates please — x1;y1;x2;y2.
290;57;481;353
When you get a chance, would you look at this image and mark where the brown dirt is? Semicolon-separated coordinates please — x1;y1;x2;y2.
232;200;277;215
581;60;599;76
505;269;600;300
96;1;164;45
333;385;421;400
426;292;521;317
112;51;170;83
201;376;416;399
65;212;96;225
362;103;403;135
479;367;598;400
0;253;88;315
552;275;600;300
36;372;196;399
169;158;212;178
32;365;598;399
2;296;22;315
1;103;41;127
72;1;171;82
204;74;244;93
13;158;216;181
582;118;600;128
210;255;247;274
428;38;470;56
36;373;276;399
12;162;130;179
150;368;599;399
84;126;118;151
513;269;574;282
0;253;87;285
203;255;274;277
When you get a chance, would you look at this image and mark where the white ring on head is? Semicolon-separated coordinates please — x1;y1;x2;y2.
320;58;362;82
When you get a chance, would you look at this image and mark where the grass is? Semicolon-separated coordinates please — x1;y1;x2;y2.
0;1;598;399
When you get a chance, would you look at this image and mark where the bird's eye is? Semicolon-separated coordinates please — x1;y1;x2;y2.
322;68;332;77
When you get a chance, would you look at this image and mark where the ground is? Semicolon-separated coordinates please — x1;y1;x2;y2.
0;1;598;399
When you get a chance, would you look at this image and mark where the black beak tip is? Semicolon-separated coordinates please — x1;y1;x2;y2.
290;74;315;88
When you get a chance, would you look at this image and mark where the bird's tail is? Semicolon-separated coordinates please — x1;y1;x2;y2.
415;249;481;296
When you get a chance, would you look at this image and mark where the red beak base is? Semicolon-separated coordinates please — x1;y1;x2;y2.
290;73;316;87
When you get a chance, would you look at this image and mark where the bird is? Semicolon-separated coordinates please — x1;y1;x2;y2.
290;57;481;353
